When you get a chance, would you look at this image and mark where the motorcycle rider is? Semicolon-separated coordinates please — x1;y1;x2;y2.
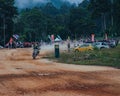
33;42;39;49
33;42;40;57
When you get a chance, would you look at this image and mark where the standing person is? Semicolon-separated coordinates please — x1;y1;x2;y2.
9;37;13;48
68;42;70;52
67;36;70;52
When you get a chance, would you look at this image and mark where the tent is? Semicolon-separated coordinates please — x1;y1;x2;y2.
54;38;61;42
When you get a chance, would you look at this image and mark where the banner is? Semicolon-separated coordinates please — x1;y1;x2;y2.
57;35;62;40
13;34;19;40
105;33;108;40
9;37;13;44
91;34;95;42
48;35;51;41
51;34;54;41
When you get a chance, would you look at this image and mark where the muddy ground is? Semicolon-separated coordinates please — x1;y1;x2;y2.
0;46;120;96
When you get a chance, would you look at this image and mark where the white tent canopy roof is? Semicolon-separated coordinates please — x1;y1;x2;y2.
54;38;61;42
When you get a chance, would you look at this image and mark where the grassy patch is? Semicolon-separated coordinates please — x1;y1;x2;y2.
45;45;120;68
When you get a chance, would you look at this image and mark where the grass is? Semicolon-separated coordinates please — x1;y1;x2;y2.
45;44;120;69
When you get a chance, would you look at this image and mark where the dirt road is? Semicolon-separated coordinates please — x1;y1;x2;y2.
0;47;120;96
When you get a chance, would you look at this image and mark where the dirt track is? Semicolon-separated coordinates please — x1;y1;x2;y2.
0;47;120;96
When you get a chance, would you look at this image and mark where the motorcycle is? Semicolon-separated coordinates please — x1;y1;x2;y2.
32;48;40;59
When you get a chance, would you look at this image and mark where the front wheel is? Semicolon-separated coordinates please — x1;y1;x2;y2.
32;53;36;59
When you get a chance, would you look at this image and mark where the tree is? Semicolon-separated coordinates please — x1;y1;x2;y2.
42;2;59;17
19;8;46;42
113;0;120;36
89;0;111;36
0;0;17;46
69;5;95;39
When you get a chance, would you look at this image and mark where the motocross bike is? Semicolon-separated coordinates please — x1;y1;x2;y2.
32;48;40;59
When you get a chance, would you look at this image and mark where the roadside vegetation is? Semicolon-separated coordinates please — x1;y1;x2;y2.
46;44;120;69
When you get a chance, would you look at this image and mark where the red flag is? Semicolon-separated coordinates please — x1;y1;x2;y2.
51;34;54;41
9;37;13;44
91;34;95;42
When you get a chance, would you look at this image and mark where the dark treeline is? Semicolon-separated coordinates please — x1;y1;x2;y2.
0;0;120;46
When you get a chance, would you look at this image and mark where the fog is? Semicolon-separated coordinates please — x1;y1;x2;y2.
15;0;83;9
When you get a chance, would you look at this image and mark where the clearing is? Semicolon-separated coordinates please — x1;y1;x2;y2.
0;45;119;96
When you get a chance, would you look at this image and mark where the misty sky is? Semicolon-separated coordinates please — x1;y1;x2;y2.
15;0;83;9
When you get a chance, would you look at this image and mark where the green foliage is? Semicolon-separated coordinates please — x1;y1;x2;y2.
113;0;120;36
0;0;17;45
69;6;95;39
0;0;120;44
47;45;120;68
42;2;59;16
14;2;71;41
19;8;46;41
89;0;120;37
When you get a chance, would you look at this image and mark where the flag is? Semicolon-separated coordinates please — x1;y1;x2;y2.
9;37;13;44
91;34;95;42
57;35;62;40
48;35;51;41
13;34;19;39
51;34;54;41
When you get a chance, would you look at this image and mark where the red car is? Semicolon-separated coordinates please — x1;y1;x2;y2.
23;42;32;47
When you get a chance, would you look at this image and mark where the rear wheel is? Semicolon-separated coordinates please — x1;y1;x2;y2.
33;56;35;59
32;53;36;59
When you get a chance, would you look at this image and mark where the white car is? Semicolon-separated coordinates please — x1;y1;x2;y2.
93;42;109;49
0;45;4;49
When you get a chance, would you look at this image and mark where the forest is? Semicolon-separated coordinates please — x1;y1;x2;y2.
0;0;120;46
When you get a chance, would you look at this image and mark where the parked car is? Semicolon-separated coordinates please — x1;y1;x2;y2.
23;42;32;48
108;40;117;48
0;45;3;49
93;42;109;49
98;39;118;48
16;42;24;48
74;44;93;52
